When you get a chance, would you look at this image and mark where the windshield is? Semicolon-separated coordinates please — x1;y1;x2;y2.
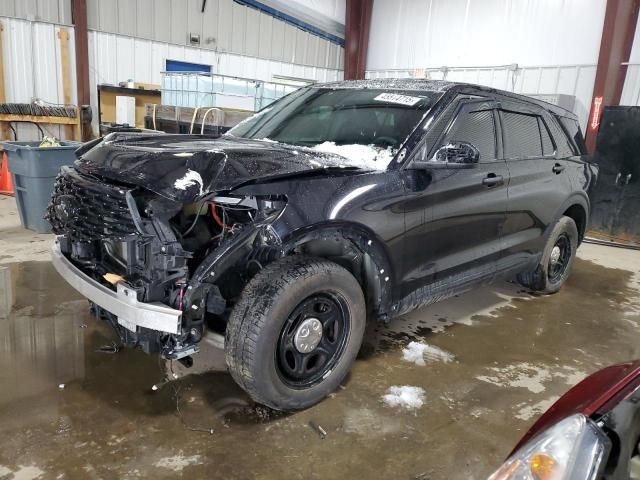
227;87;441;170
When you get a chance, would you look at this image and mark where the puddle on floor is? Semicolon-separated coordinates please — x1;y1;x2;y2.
0;251;638;480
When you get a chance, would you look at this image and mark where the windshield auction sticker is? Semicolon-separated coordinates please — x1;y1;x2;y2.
373;93;422;106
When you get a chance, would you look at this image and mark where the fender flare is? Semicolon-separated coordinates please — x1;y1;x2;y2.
548;192;590;242
281;221;397;319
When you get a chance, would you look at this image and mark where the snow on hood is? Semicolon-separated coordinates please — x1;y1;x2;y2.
311;142;395;170
174;169;204;195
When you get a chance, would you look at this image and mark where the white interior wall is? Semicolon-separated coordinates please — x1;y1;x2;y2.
0;16;343;141
285;0;345;24
1;17;77;141
85;0;344;70
366;0;607;129
88;30;343;132
621;14;640;106
368;0;606;69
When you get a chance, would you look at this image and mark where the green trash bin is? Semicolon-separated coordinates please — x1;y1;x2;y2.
2;141;80;233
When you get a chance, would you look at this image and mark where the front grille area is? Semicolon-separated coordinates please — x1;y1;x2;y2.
47;166;140;242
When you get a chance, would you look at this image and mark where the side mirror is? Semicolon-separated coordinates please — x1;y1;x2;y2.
434;141;480;165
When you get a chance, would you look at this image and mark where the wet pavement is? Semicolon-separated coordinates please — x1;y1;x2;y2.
0;243;639;480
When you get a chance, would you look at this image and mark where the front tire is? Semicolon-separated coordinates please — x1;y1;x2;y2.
517;216;579;294
225;256;366;411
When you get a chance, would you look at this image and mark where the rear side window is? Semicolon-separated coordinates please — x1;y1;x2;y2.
501;111;543;158
546;117;575;157
556;115;586;155
444;108;496;161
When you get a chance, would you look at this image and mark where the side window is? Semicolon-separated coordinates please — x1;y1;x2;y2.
555;115;586;155
501;111;543;158
420;101;459;159
440;107;497;161
538;117;554;155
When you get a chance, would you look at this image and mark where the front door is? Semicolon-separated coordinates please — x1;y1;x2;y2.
401;97;509;300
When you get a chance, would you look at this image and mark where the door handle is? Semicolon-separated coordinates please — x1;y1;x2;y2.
552;163;565;174
482;173;503;187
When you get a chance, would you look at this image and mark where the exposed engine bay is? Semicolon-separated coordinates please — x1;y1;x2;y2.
47;165;287;362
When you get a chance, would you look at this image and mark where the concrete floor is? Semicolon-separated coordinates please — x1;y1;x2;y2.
1;195;639;480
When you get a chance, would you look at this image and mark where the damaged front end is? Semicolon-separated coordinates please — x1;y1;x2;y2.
47;162;287;362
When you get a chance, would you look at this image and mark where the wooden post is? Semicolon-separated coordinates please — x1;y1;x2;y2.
57;28;76;140
71;0;91;140
0;21;10;141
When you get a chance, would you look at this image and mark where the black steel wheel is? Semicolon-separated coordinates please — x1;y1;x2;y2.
225;256;366;411
547;234;572;283
517;215;579;294
276;293;350;388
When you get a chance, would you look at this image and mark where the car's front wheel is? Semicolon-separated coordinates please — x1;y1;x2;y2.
517;215;579;294
225;256;366;411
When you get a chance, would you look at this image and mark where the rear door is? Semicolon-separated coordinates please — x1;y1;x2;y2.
499;100;574;272
401;96;509;296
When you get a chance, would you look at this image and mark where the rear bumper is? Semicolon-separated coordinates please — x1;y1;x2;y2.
51;239;182;334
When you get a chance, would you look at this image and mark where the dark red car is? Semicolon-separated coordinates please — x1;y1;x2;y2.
490;361;640;480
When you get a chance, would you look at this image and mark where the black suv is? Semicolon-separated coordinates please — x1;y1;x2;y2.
47;80;597;410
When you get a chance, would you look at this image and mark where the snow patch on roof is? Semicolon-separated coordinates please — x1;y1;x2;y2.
382;385;426;411
317;78;456;92
311;142;394;170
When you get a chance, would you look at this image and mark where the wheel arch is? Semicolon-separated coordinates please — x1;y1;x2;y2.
562;203;587;244
554;194;590;244
281;221;396;320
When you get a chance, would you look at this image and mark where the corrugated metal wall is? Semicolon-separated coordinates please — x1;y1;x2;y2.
86;0;344;70
368;0;606;69
0;14;343;140
0;0;71;25
366;0;608;130
621;15;640;106
87;29;344;131
0;17;77;140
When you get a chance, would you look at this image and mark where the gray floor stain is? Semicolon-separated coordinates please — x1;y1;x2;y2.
0;245;639;479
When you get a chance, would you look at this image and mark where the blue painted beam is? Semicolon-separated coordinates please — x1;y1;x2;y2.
233;0;345;47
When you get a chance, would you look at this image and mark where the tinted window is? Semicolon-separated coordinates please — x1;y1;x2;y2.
501;111;543;158
442;107;496;161
228;87;441;150
546;116;575;157
556;115;586;155
538;117;554;155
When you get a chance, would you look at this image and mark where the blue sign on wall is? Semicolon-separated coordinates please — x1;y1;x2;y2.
165;59;212;73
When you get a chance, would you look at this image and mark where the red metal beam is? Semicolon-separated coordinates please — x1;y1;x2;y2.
344;0;373;80
585;0;640;152
71;0;91;140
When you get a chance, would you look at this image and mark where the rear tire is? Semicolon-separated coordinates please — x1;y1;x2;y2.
225;256;366;411
517;216;578;294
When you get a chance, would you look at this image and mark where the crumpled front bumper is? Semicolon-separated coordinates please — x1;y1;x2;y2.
51;239;182;335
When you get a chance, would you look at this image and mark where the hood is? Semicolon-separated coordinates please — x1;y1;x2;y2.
75;133;366;202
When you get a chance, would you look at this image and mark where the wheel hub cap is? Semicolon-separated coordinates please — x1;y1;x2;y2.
293;318;323;353
550;245;562;265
